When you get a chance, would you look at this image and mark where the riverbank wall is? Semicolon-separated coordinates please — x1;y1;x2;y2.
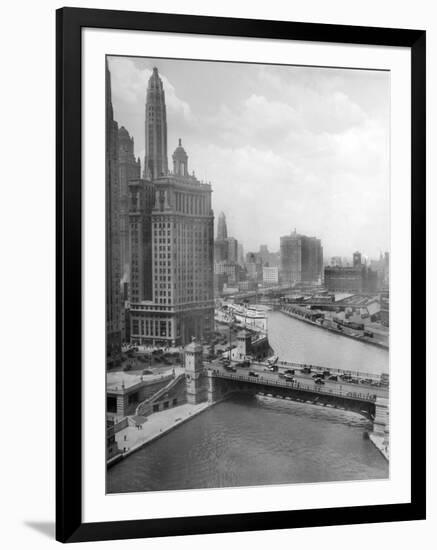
107;398;226;469
279;308;389;350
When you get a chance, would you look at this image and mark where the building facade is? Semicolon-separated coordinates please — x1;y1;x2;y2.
324;265;378;293
106;60;122;358
130;140;215;346
263;266;279;285
118;126;141;283
143;67;168;180
128;178;156;304
217;211;228;241
280;230;323;285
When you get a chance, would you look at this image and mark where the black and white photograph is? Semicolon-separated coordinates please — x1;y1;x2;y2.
105;55;390;494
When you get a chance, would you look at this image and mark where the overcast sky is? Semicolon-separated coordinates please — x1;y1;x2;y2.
108;56;390;259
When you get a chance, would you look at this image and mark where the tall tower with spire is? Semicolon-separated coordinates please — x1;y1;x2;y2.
144;67;168;180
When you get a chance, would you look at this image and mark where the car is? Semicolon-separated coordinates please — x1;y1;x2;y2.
285;376;295;383
323;370;331;376
315;378;325;385
328;375;338;381
249;371;259;378
284;369;295;375
302;367;312;374
312;373;324;379
278;373;286;378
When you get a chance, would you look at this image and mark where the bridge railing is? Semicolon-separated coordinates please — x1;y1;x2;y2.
273;359;384;382
208;370;377;403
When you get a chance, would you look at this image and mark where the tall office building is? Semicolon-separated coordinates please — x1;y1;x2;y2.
280;230;323;285
118;126;141;282
353;251;362;267
105;60;122;358
130;139;215;345
237;243;245;266
128;178;155;304
217;212;228;241
143;67;168;180
226;237;239;263
214;212;230;263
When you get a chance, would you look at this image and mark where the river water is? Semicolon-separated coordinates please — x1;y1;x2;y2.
107;312;389;493
267;311;389;375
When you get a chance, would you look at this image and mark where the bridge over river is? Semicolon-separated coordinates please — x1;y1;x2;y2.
206;362;389;421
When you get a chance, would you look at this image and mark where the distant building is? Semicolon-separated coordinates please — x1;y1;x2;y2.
227;237;239;263
237;243;245;266
214;239;228;262
324;265;378;293
280;230;323;285
238;280;258;291
370;251;390;289
263;266;279;285
214;261;241;284
217;211;228;241
330;256;342;267
353;251;362;267
258;245;280;267
245;252;263;281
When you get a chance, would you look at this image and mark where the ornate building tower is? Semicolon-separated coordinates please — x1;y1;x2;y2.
118;126;141;283
106;60;122;358
143;67;168;180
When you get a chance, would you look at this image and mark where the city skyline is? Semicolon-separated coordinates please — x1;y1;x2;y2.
108;56;390;258
106;57;390;494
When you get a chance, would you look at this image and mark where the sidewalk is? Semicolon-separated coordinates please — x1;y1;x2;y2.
112;401;213;462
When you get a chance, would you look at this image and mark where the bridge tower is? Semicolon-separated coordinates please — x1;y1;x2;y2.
373;396;389;436
236;330;252;360
184;337;206;404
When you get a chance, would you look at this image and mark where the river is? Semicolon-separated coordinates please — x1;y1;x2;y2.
107;394;388;493
267;310;389;375
107;312;389;493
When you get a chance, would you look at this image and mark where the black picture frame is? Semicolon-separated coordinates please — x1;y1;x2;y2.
56;6;426;543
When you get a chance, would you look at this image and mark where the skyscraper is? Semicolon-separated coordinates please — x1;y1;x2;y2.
105;60;122;358
118;126;141;282
128;178;155;304
217;212;228;241
130;139;214;345
353;251;362;267
280;230;323;285
143;67;168;180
